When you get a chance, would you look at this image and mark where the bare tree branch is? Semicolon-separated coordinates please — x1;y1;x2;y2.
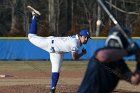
106;1;140;15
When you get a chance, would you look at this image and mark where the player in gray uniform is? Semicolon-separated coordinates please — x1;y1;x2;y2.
27;6;90;93
78;26;140;93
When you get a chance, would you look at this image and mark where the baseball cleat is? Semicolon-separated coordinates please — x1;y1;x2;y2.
50;87;55;93
50;89;55;93
27;6;41;16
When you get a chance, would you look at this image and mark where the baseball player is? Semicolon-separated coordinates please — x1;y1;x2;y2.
27;6;90;93
78;26;140;93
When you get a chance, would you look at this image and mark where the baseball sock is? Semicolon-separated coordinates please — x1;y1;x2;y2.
51;72;60;89
29;16;38;34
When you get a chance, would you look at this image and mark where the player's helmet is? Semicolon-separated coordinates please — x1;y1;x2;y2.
80;29;90;38
109;26;131;37
106;26;131;48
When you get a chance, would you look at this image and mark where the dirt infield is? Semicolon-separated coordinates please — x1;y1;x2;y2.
0;61;139;93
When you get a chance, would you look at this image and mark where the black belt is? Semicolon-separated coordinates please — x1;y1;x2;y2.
52;40;54;44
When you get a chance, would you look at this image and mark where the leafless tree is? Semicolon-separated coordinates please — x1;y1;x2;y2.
48;0;72;36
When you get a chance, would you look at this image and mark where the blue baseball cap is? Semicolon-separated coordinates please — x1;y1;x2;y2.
80;29;90;38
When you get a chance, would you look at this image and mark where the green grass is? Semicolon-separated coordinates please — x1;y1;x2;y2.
0;61;88;72
0;61;136;72
0;61;51;71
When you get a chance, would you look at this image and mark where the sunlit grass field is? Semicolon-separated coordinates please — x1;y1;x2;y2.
0;61;139;92
0;60;136;71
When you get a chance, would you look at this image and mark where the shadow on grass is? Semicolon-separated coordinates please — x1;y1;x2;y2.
113;89;140;93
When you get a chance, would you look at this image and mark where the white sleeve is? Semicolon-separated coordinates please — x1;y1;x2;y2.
71;40;79;52
71;47;78;52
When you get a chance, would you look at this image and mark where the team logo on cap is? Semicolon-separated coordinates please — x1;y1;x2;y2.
87;32;89;35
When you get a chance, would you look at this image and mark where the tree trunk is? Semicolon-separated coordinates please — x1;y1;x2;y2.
10;0;16;32
49;0;72;36
48;0;56;35
95;5;101;36
9;0;26;36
